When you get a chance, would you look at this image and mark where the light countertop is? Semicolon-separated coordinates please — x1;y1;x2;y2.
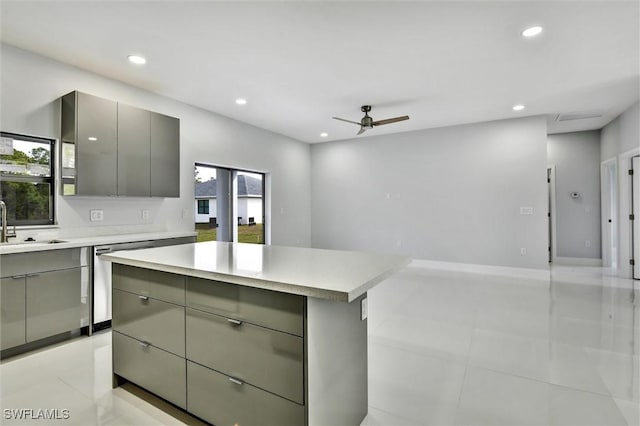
102;241;411;302
0;231;197;255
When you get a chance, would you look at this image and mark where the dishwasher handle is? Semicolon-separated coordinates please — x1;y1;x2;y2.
95;247;112;255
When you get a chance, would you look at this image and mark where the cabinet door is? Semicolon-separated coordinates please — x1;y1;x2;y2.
118;104;150;196
76;92;118;196
150;112;180;197
26;267;87;342
1;277;26;350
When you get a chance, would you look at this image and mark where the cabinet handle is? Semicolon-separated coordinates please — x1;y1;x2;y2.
95;248;112;255
138;295;149;301
11;275;25;279
139;341;151;348
227;318;243;326
25;273;40;277
228;377;244;386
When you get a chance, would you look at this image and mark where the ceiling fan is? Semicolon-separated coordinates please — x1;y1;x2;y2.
332;105;410;135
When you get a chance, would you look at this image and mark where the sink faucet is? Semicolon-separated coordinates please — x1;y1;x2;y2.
0;200;17;243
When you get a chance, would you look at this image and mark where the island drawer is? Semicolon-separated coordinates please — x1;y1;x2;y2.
112;289;185;357
113;264;185;305
186;277;304;336
113;331;186;409
187;361;305;426
186;308;304;404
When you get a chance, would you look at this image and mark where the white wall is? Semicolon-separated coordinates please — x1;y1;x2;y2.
600;101;640;277
310;116;549;270
1;44;311;247
547;131;602;260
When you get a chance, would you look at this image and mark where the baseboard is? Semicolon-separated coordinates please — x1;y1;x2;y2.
410;259;550;281
553;257;603;267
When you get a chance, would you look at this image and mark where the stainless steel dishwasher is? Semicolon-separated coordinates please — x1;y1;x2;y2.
92;237;194;332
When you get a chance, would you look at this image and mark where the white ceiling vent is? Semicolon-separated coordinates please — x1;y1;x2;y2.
556;110;605;122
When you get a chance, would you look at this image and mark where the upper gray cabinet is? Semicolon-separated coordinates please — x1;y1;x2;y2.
62;91;118;196
61;91;180;197
151;112;180;197
118;104;151;197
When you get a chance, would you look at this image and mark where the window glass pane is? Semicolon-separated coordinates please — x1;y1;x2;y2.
0;181;52;223
0;137;51;177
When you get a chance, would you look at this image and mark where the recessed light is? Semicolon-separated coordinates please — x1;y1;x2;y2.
88;137;98;141
320;132;328;138
127;55;146;65
512;104;526;111
235;98;247;105
521;26;543;38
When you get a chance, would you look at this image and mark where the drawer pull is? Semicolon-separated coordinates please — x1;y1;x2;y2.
138;295;149;301
138;341;151;348
227;318;243;326
26;273;40;278
11;275;25;279
228;377;244;386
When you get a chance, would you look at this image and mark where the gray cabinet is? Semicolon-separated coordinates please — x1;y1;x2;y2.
150;112;180;197
0;277;26;350
61;91;180;198
0;248;91;352
26;268;88;342
62;91;118;196
187;361;305;426
118;104;150;197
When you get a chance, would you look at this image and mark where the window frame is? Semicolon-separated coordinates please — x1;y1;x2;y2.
0;131;56;226
197;199;209;214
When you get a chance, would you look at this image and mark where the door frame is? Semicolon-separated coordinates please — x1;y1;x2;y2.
548;165;558;263
616;147;640;278
600;157;618;269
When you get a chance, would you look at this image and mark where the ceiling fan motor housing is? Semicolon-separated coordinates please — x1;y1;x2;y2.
361;105;373;127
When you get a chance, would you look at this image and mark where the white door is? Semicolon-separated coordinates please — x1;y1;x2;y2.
633;156;640;279
601;160;618;268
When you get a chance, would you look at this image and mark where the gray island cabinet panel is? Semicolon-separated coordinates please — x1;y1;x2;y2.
0;277;26;350
117;103;150;197
150;112;180;198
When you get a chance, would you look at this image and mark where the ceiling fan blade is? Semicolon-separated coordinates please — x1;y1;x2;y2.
357;126;367;135
372;116;410;126
332;117;362;126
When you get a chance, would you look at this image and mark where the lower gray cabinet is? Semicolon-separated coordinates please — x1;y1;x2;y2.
113;332;186;409
26;267;88;342
0;277;26;350
187;361;304;426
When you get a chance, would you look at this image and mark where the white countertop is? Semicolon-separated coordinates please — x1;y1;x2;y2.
0;231;197;255
102;241;410;302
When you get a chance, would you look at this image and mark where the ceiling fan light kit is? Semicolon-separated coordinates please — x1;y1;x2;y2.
332;105;410;135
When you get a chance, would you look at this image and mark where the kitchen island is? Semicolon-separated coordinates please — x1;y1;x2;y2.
102;241;410;426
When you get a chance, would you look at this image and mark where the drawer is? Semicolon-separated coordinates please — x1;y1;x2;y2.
186;277;304;336
113;331;186;409
112;289;185;357
187;361;305;426
113;264;185;305
1;248;90;278
186;308;304;404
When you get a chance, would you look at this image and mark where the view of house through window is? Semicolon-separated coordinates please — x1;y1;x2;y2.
194;163;265;244
0;132;55;226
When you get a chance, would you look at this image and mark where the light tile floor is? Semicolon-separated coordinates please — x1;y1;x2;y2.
1;265;638;425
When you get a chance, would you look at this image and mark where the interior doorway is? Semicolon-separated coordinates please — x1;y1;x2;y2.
601;158;618;269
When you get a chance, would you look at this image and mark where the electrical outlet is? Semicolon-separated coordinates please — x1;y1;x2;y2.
142;209;150;220
361;298;368;321
90;209;103;222
585;240;591;248
181;208;189;220
520;247;527;255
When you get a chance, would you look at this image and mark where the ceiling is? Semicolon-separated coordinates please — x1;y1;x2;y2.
1;1;638;144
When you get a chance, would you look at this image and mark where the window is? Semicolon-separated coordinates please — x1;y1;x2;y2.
0;132;55;226
197;199;209;214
